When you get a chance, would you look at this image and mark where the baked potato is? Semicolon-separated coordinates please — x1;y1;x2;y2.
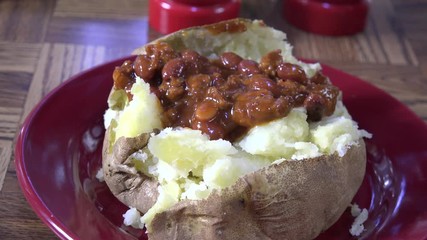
102;19;371;240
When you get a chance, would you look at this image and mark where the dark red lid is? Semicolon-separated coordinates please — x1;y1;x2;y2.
283;0;369;36
149;0;241;34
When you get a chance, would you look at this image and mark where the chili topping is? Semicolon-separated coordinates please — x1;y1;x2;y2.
205;19;248;35
113;42;339;141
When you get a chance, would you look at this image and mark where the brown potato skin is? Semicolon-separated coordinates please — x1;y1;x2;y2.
102;127;159;213
146;140;366;240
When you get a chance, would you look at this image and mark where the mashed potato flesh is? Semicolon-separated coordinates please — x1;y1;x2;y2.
237;108;312;159
148;127;237;180
113;78;163;140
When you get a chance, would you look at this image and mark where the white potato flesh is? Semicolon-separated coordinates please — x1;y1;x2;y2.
114;79;163;140
140;181;181;230
237;108;312;159
148;127;238;180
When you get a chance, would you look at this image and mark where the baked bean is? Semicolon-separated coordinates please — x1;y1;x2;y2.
205;87;229;109
134;55;155;80
195;101;218;121
245;74;279;95
238;60;261;76
221;52;243;70
277;63;307;84
182;50;209;74
210;72;226;87
146;42;178;65
315;85;339;115
159;77;185;101
310;72;328;84
162;58;186;80
293;91;309;106
181;50;202;62
186;74;211;95
274;96;292;116
277;79;298;91
121;60;134;74
304;93;326;121
259;49;282;77
278;79;308;105
232;90;284;127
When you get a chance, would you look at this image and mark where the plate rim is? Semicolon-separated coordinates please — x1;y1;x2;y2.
14;56;132;240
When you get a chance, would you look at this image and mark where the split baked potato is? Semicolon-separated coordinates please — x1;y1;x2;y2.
102;19;370;240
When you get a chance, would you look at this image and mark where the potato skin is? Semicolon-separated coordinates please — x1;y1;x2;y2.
148;140;366;240
102;127;159;213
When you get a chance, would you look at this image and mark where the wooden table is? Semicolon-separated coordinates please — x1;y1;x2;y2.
0;0;425;239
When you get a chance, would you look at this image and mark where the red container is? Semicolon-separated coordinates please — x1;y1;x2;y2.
283;0;369;36
149;0;241;34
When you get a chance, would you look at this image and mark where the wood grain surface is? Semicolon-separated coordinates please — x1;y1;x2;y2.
0;0;426;239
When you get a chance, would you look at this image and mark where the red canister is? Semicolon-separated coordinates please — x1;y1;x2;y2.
149;0;241;34
283;0;369;36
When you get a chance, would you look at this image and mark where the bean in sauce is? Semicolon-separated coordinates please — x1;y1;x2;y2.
238;60;261;77
277;62;307;84
112;42;339;141
221;52;242;70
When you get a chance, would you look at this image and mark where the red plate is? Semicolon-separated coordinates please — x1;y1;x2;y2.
15;56;427;239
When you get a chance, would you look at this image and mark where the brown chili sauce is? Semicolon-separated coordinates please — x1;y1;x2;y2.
205;19;248;35
112;42;339;141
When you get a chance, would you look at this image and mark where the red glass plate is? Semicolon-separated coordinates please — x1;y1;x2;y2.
15;56;427;239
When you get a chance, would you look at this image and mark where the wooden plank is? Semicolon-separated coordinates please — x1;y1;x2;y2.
0;40;41;138
0;42;41;73
369;0;417;65
20;43;48;124
0;191;45;219
0;107;21;140
0;0;55;43
45;16;149;47
0;217;57;239
54;0;149;19
0;140;12;191
269;0;419;67
1;171;21;194
322;61;427;122
393;3;427;76
21;43;138;122
0;72;34;108
0;71;32;139
323;62;427;93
